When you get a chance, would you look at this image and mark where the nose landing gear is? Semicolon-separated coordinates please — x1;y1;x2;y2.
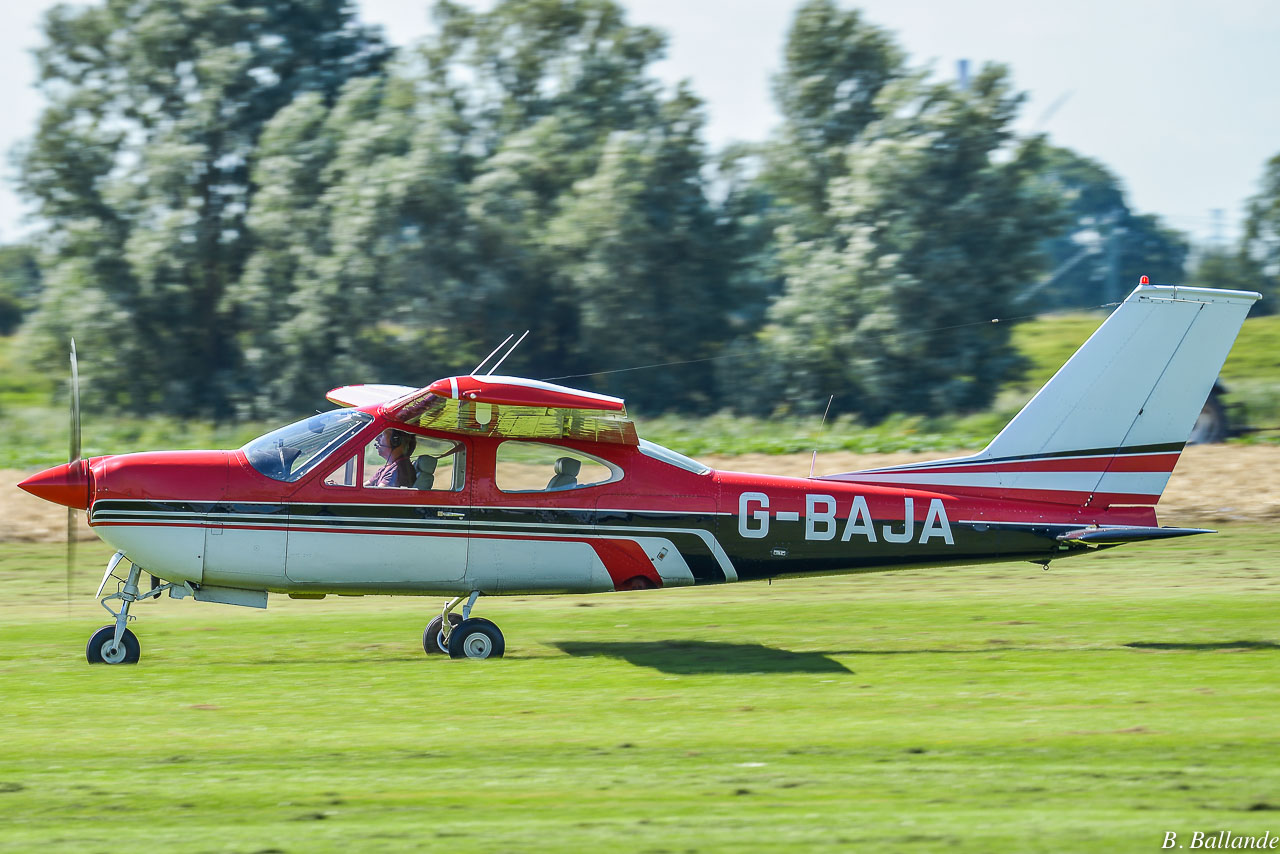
427;591;505;660
90;554;144;665
88;551;181;665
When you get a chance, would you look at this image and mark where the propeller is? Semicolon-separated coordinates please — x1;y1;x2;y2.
67;340;80;609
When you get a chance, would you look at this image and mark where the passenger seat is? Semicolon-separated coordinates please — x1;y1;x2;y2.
413;455;437;490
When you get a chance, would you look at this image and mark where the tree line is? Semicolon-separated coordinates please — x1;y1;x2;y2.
4;0;1277;420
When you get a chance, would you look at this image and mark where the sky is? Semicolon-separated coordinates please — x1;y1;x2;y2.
2;0;1278;248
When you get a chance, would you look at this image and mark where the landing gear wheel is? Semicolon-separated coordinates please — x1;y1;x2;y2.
86;625;140;665
447;618;505;660
423;613;463;655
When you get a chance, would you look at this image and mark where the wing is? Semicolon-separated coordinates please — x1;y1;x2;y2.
326;384;417;408
381;375;636;445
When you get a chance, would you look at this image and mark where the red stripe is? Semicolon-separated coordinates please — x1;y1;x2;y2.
93;520;476;537
875;452;1180;475
588;540;663;590
925;485;1161;507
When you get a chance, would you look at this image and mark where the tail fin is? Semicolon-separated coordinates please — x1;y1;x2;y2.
821;284;1260;508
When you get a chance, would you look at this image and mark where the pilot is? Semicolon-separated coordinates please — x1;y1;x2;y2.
366;429;417;488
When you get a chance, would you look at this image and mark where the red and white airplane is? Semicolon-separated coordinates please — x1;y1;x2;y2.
18;283;1260;663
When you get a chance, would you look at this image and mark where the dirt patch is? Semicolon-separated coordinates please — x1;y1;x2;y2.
1;472;95;543
2;444;1276;542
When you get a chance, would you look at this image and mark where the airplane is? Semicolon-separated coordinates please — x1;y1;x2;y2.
17;282;1260;664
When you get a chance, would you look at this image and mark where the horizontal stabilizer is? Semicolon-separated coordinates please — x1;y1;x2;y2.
1056;526;1214;545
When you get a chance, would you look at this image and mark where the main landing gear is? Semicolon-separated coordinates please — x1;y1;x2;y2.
424;591;505;660
88;551;176;665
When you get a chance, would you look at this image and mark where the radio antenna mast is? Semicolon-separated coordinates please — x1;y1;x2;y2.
809;395;834;478
471;333;514;375
486;330;530;376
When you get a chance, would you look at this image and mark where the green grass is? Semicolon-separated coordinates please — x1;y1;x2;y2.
1220;313;1280;383
1;530;1278;851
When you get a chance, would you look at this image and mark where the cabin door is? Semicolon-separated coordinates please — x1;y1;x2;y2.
284;437;471;588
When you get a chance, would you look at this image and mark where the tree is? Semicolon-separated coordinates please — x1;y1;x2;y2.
19;0;388;416
546;87;733;409
427;0;686;384
228;73;483;414
1191;248;1270;313
1242;151;1280;311
1030;146;1188;309
766;65;1062;418
704;1;909;410
0;245;40;335
763;0;905;240
232;0;737;413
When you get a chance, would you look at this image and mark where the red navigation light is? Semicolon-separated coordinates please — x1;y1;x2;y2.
1139;275;1149;285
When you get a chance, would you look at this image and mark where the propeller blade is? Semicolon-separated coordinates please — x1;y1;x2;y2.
67;339;81;609
66;507;76;611
69;339;81;464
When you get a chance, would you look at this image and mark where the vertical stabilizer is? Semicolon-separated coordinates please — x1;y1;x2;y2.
821;284;1260;507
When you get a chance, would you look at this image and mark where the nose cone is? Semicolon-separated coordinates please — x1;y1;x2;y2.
18;460;91;510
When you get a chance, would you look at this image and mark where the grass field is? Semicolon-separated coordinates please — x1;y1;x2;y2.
1;530;1277;852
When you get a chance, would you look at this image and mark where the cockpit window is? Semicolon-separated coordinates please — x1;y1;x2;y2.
242;410;372;483
494;441;621;492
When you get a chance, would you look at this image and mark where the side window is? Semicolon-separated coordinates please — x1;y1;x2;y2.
363;429;465;492
323;454;359;488
495;442;619;493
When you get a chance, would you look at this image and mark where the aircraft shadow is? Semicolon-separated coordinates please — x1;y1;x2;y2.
553;640;853;675
1124;640;1280;652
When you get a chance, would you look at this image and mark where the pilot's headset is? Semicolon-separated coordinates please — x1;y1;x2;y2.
388;429;417;456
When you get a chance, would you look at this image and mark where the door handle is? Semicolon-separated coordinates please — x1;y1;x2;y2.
439;511;466;519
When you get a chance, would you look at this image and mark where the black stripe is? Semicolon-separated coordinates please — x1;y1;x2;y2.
90;499;732;583
853;441;1186;473
985;442;1185;463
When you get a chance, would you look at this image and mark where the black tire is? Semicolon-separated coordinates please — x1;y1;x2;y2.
447;618;505;660
1189;394;1228;444
86;625;140;665
422;613;463;655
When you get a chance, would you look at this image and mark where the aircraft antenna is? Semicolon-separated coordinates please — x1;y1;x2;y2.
809;395;834;478
471;333;514;375
485;329;529;376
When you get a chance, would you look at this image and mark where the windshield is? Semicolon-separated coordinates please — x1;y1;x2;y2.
637;438;711;475
242;410;373;483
